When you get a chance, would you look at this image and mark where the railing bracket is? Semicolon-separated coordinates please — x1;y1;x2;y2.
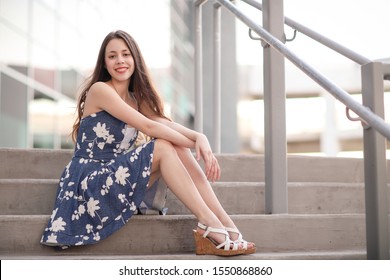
250;28;297;47
249;28;269;48
346;107;370;129
284;29;297;42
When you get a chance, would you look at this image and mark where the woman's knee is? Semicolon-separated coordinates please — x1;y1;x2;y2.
173;145;192;156
154;139;176;160
151;139;174;177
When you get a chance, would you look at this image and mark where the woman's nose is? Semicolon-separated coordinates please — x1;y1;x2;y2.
116;55;124;64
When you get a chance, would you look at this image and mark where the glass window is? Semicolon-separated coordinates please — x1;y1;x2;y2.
58;22;80;68
32;1;56;50
58;0;78;26
0;0;29;32
39;0;58;11
31;41;57;69
0;24;28;67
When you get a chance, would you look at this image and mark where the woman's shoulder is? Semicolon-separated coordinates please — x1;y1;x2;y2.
83;82;114;118
87;82;118;102
89;81;111;94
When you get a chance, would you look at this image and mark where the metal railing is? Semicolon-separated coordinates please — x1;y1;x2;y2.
194;0;389;259
243;0;371;66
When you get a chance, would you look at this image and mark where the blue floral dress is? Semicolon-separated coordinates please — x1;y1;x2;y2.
40;110;155;248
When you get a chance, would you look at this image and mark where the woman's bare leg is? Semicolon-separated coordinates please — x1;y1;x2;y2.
150;139;237;246
173;146;254;247
172;147;236;226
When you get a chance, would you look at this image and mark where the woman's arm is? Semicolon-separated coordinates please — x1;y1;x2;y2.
84;82;195;149
152;117;200;141
141;103;208;158
141;104;220;181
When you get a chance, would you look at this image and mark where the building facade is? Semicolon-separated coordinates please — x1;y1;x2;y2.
0;0;240;152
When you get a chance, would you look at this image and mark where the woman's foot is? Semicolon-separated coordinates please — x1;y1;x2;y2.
193;223;245;256
225;227;256;254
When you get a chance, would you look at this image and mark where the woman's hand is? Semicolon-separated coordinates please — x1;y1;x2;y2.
195;133;221;182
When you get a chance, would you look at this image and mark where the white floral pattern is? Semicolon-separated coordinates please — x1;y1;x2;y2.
115;166;130;185
40;111;155;249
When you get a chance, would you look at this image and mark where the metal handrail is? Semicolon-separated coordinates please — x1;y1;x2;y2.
195;0;389;259
216;0;390;140
241;0;371;65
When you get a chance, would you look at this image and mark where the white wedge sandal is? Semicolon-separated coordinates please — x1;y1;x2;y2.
193;222;245;256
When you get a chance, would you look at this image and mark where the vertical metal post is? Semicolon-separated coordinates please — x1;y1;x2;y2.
263;0;288;214
361;61;390;260
27;0;34;148
54;0;61;149
194;0;206;133
213;3;221;153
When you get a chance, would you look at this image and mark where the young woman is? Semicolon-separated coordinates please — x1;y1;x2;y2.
40;30;255;256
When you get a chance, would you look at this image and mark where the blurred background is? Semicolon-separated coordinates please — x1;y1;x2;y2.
0;0;389;156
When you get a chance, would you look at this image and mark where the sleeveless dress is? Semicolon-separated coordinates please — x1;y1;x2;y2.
40;110;156;248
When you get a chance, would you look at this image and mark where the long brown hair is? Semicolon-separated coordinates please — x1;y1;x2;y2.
71;30;167;142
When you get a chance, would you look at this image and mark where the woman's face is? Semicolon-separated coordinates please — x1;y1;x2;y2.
104;38;135;82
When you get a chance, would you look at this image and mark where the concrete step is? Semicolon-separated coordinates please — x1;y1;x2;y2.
2;148;390;183
2;179;389;215
168;182;390;215
1;250;366;260
0;148;72;180
1;148;388;260
2;214;388;256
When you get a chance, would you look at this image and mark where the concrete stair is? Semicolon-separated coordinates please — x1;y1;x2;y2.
1;148;390;259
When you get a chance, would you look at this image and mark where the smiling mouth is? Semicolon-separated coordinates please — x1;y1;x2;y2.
115;67;128;73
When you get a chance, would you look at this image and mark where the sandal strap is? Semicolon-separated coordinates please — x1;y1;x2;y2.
225;227;243;239
225;227;239;234
198;222;228;238
198;222;239;251
225;227;248;250
197;222;207;230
